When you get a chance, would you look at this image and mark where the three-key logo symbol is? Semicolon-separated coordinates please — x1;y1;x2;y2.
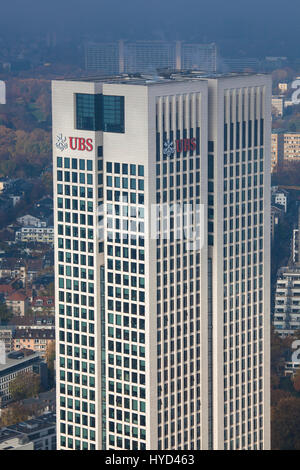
0;81;6;104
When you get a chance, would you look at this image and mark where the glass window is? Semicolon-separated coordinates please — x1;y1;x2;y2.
101;95;125;133
76;93;101;131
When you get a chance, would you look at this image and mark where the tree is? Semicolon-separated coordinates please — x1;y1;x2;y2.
45;341;55;387
272;397;300;450
272;389;292;407
0;303;13;323
9;371;40;402
0;402;30;427
293;367;300;392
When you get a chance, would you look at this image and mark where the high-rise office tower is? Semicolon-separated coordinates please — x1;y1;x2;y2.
85;41;217;75
179;43;217;72
52;71;271;451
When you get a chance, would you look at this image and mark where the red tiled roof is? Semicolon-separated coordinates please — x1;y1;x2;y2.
0;285;14;294
7;291;27;302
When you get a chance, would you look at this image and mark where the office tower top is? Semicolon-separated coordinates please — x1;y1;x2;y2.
85;41;217;75
52;71;271;451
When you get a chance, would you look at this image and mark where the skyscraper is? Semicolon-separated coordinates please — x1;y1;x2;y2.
84;41;217;75
52;71;271;451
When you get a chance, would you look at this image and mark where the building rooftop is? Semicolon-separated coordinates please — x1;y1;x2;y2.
0;411;56;446
6;291;27;302
0;350;40;373
13;328;55;340
61;70;270;86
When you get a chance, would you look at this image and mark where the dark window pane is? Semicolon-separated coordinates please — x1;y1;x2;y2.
102;95;125;133
76;93;101;131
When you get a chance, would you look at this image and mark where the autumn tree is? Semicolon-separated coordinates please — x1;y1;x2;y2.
0;303;13;324
45;341;55;387
9;371;40;402
45;341;55;368
272;397;300;450
0;402;30;427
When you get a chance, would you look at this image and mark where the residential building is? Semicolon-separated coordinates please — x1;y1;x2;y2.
273;266;300;336
6;292;29;316
17;215;47;228
271;205;285;240
31;296;55;315
12;328;55;357
0;260;26;283
52;71;271;450
0;326;15;353
271;132;284;170
271;186;289;212
271;96;284;117
15;226;54;244
0;412;56;450
283;133;300;161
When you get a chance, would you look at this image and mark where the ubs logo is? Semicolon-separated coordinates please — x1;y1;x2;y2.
163;137;197;158
55;134;94;152
56;133;68;152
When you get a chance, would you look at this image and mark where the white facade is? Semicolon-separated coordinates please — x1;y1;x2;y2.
53;71;271;451
15;227;54;243
271;186;289;212
273;267;300;336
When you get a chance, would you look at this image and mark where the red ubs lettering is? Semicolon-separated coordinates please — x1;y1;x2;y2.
69;137;93;152
176;138;196;153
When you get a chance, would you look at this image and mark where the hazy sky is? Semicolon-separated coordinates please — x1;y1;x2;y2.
1;0;300;56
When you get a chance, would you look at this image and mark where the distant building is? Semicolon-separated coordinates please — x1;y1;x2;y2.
293;229;300;264
271;186;289;212
15;226;54;244
10;316;55;330
284;360;300;377
0;412;56;450
85;41;121;75
180;42;217;72
283;133;300;161
272;96;284;117
0;260;26;283
0;326;15;353
278;82;288;93
26;259;44;282
271;132;300;167
13;329;55;357
271;132;284;170
17;215;46;228
0;350;45;408
6;292;29;317
21;390;56;415
219;57;261;72
273;266;300;336
85;40;217;74
271;204;285;240
0;179;13;194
